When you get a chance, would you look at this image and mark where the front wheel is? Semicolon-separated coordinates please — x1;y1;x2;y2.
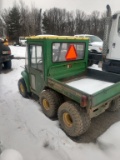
18;78;28;98
40;89;63;118
4;60;12;69
58;101;91;137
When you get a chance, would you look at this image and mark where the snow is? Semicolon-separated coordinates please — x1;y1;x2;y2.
0;46;120;160
89;63;102;70
66;78;114;94
0;149;23;160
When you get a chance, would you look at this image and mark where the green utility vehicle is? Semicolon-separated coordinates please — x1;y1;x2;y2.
18;35;120;137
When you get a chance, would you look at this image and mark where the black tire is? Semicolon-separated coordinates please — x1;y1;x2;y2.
58;101;90;137
40;89;63;118
18;78;28;98
94;60;99;64
88;59;93;66
4;60;12;69
107;97;120;112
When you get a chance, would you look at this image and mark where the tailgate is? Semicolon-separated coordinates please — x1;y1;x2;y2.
91;81;120;107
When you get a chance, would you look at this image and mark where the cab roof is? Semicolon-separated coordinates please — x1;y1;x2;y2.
26;35;89;40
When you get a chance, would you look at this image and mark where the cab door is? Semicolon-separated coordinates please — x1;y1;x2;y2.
29;44;44;95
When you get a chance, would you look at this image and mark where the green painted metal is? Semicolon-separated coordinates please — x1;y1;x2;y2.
21;70;30;92
26;36;89;83
48;61;86;79
47;76;120;108
92;81;120;106
47;77;86;104
29;67;45;95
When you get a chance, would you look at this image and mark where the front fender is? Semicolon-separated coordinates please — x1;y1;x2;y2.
21;70;30;92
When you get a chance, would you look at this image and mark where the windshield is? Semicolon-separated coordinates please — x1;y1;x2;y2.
87;36;102;43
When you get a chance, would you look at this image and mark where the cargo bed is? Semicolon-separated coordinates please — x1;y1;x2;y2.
48;68;120;116
66;77;114;94
65;68;120;105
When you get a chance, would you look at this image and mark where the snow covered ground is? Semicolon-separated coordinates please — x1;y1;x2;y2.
0;46;120;160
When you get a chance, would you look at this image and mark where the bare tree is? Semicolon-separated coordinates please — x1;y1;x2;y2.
65;11;75;35
19;0;42;36
74;10;87;34
1;9;10;37
19;0;30;36
98;12;106;39
0;2;106;40
42;8;68;35
89;11;100;35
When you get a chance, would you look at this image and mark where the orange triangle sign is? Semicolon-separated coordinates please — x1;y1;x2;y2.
65;45;78;61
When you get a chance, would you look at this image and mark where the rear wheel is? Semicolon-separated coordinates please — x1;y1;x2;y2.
18;78;28;98
107;97;120;112
58;101;90;137
4;60;12;69
40;89;63;118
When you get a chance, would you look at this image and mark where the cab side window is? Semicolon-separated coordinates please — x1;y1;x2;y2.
30;45;43;70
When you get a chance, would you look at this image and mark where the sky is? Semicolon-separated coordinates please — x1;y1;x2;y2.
1;0;120;14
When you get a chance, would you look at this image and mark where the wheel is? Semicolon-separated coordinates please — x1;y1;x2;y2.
18;78;28;98
88;59;93;66
107;97;120;112
40;89;63;118
58;101;91;137
4;60;12;69
94;60;99;64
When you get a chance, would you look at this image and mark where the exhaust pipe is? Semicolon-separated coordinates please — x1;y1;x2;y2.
102;5;112;60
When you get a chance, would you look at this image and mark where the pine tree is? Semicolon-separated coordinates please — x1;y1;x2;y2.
42;12;51;34
7;6;21;43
